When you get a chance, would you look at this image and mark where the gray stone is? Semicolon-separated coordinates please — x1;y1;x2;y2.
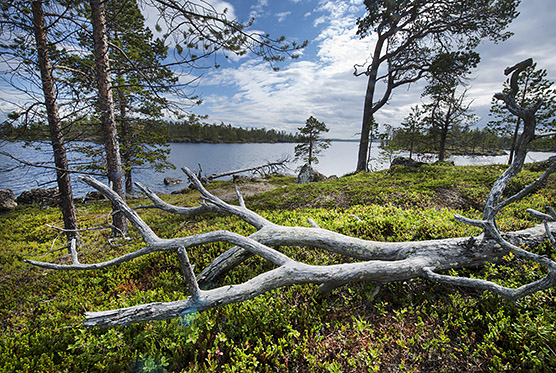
0;189;17;211
232;175;251;183
16;187;60;206
164;177;183;186
296;164;327;184
83;191;106;201
390;157;426;169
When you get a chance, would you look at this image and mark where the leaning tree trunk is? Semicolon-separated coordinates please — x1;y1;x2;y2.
357;35;388;172
357;73;378;172
31;1;79;244
438;122;449;162
90;0;128;236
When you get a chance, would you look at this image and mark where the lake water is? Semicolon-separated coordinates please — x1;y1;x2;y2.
1;140;554;197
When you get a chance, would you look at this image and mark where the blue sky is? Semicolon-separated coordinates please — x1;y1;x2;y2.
152;0;556;139
1;0;555;140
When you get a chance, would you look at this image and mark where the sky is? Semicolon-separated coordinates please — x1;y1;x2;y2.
143;0;556;139
1;1;555;140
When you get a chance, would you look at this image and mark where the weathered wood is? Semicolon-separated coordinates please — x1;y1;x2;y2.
24;59;556;328
203;158;289;182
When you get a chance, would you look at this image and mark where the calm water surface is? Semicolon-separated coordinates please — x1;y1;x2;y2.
0;140;554;197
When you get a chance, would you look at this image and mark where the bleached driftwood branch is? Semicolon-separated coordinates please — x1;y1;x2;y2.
423;58;556;298
203;157;290;182
25;59;556;327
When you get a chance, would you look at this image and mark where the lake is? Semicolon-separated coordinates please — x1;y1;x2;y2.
1;140;554;197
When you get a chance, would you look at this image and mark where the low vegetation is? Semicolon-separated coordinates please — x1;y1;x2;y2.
1;163;556;372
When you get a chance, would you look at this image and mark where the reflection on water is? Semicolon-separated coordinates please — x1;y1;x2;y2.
1;140;554;197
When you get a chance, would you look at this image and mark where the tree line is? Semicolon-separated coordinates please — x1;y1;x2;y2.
0;115;297;144
381;61;556;163
166;116;297;143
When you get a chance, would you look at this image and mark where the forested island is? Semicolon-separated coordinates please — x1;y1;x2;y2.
0;116;298;144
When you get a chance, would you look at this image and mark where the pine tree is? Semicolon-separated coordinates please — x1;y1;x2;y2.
395;106;427;160
294;116;331;166
1;1;79;245
106;0;177;194
354;0;519;171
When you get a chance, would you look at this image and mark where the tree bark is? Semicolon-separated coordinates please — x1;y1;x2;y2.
117;84;133;195
356;37;385;172
90;0;128;235
31;1;79;244
438;122;449;162
357;72;377;172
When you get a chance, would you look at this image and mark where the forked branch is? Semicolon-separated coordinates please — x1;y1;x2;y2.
24;59;556;327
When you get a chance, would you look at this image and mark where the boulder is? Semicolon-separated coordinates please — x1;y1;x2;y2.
171;188;194;195
83;191;106;202
232;175;251;183
0;189;17;211
16;187;60;207
390;157;426;169
164;177;183;186
296;164;327;184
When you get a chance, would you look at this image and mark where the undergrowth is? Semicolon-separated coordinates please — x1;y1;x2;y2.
1;163;555;372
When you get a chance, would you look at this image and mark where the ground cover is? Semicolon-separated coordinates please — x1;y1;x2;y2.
1;163;555;372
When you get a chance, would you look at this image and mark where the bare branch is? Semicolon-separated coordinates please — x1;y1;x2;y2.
177;246;200;299
204;158;290;182
422;267;556;302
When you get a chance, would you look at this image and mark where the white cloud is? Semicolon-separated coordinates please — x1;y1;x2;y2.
196;0;370;138
193;0;556;138
276;11;291;23
249;0;269;20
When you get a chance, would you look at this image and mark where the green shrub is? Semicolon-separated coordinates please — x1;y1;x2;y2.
1;164;555;372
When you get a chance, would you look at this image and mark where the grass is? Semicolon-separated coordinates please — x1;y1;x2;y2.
1;163;556;372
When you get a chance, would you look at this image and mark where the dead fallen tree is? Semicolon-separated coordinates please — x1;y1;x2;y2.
25;59;556;327
196;157;290;183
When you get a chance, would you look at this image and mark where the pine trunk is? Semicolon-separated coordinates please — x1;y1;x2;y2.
31;1;79;245
90;0;128;235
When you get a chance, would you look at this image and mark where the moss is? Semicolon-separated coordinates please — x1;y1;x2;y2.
1;164;555;371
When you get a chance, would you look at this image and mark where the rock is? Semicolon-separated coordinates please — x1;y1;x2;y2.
83;191;106;202
250;177;267;183
0;189;17;211
164;177;183;186
296;164;327;184
390;157;426;169
16;187;60;207
171;188;194;195
233;175;250;183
